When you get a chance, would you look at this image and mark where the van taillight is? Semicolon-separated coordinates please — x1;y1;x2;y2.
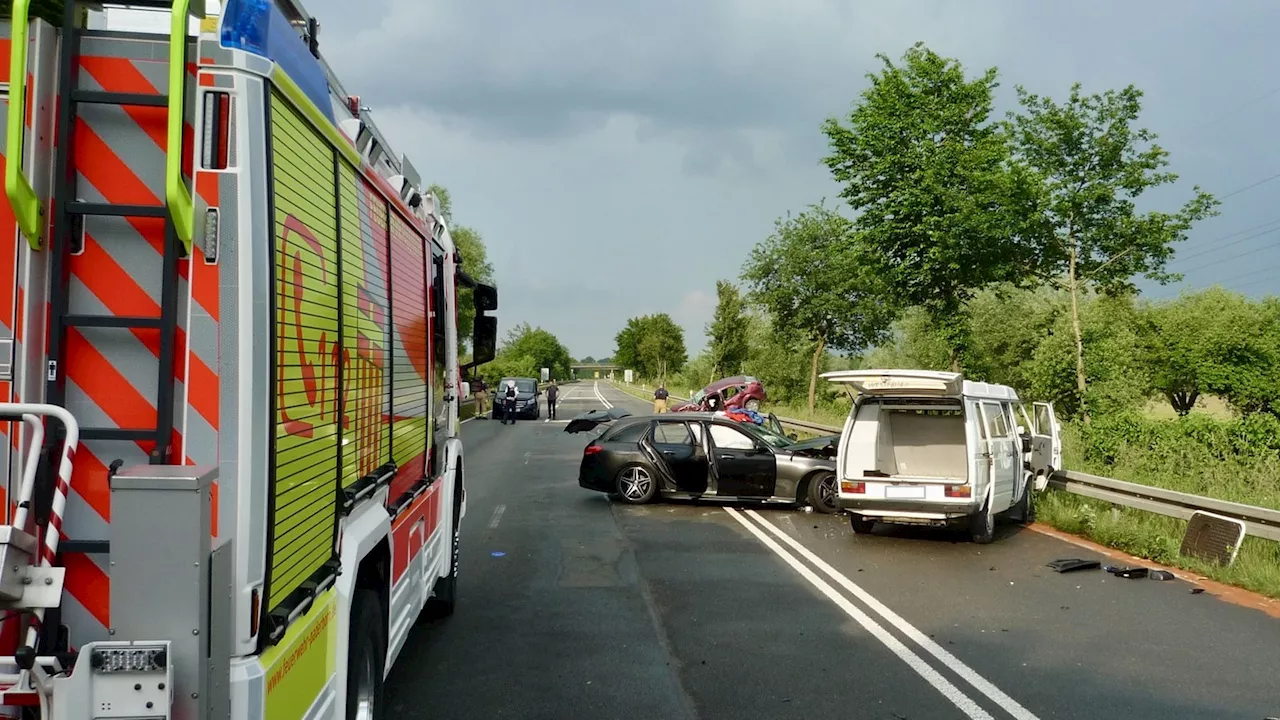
945;485;972;498
584;444;603;455
840;481;865;494
201;90;232;169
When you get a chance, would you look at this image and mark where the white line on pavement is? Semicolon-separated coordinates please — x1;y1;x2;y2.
739;508;1041;720
593;381;614;409
723;507;999;720
488;504;506;529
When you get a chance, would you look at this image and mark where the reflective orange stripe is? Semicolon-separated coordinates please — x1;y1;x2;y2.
63;551;110;627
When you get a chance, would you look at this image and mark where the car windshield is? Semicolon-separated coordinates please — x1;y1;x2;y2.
502;378;537;393
737;421;794;449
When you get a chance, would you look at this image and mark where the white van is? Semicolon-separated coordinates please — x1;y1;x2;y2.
822;369;1062;544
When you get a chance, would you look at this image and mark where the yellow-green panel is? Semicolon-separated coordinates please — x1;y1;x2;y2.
338;160;393;490
262;588;338;720
270;89;340;612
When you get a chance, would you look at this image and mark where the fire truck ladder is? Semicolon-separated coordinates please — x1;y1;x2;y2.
43;0;199;542
29;0;199;670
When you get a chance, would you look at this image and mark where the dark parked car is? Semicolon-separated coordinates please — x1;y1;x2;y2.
570;412;839;513
492;377;540;420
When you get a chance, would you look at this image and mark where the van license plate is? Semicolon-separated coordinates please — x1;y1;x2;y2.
885;485;925;499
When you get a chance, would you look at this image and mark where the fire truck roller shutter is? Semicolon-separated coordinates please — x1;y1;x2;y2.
268;88;341;615
337;161;393;498
386;210;429;505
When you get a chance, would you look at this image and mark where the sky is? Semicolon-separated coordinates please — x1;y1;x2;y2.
296;0;1280;360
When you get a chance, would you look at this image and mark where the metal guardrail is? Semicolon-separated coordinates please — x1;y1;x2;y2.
1047;470;1280;543
608;382;1280;545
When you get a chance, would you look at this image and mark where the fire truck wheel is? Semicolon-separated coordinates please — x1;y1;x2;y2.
424;476;462;621
347;589;386;720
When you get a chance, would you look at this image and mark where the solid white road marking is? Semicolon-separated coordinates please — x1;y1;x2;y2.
742;509;1042;720
488;504;506;529
593;381;614;409
722;507;997;720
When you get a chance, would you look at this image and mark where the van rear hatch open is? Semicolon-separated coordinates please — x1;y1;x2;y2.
822;369;963;398
840;400;969;485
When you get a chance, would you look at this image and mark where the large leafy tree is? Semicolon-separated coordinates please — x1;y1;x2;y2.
426;184;494;351
742;203;894;413
706;280;750;382
822;43;1039;370
614;314;687;380
1008;82;1218;421
495;322;573;380
1143;288;1276;416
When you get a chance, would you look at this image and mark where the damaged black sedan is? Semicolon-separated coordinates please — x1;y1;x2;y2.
568;411;840;513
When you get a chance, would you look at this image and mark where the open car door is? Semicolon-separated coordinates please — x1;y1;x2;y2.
1029;402;1062;489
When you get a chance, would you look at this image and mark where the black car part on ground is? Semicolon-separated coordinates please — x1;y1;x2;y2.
564;407;633;434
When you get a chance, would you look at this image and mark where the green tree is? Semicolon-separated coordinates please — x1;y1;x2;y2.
742;203;894;413
821;43;1039;370
706;280;750;382
427;183;453;224
496;322;572;380
613;314;687;379
1024;293;1150;419
1144;288;1278;416
1008;82;1219;421
452;225;494;348
425;183;493;351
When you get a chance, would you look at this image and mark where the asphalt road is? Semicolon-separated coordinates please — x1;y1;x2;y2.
385;381;1280;720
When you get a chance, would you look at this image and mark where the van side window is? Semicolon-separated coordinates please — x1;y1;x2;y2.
973;402;988;440
1034;405;1052;435
983;402;1011;438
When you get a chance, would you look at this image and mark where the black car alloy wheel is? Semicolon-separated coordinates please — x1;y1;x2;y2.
616;465;656;504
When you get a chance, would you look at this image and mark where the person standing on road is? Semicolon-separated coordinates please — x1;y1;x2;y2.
653;384;669;414
546;380;559;420
502;380;518;425
473;377;489;419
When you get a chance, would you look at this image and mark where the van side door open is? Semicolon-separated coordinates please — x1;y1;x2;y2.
979;401;1018;512
1030;402;1062;487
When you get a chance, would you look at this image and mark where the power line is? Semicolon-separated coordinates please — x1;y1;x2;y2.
1170;222;1280;267
1174;83;1280;137
1219;171;1280;201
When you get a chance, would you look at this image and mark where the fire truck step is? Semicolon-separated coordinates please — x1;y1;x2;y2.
81;427;158;441
66;202;167;218
71;90;167;107
59;540;109;555
63;314;164;329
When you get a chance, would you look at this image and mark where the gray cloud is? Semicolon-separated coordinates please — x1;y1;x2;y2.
305;0;1280;359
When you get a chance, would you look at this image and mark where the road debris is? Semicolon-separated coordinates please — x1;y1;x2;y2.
1149;570;1176;581
1106;566;1149;579
1046;558;1101;573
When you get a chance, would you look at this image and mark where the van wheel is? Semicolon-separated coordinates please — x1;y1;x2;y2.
969;497;995;544
346;589;386;720
805;472;840;514
1012;474;1036;525
849;514;876;533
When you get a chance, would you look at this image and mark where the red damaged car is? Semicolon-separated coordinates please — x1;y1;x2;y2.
673;375;768;413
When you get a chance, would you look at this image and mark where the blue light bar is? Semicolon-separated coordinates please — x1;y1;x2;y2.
220;0;335;124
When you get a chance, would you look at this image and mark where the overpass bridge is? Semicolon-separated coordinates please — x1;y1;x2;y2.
571;362;618;379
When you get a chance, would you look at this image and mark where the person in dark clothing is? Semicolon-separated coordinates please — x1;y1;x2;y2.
546;381;559;420
653;385;670;413
501;380;518;425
